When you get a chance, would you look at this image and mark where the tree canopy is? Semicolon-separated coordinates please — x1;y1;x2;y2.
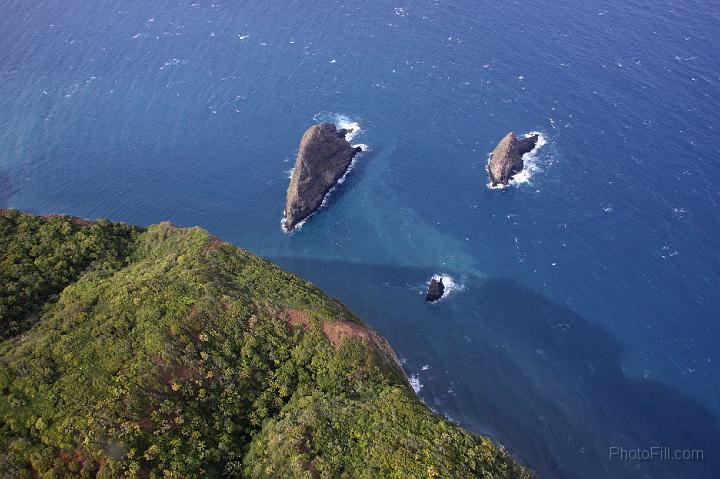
0;210;531;478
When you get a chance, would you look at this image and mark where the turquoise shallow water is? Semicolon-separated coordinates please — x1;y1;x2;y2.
2;1;720;477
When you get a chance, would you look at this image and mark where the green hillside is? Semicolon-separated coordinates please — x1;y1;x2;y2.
0;210;531;478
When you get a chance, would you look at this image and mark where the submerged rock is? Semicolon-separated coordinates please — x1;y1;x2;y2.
487;132;539;187
283;123;361;232
426;278;445;303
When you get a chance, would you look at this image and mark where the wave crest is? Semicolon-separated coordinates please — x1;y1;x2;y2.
312;112;364;145
510;131;547;186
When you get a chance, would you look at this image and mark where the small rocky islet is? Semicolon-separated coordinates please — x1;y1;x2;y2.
487;132;540;187
282;124;541;309
283;125;542;233
283;122;362;232
426;277;445;303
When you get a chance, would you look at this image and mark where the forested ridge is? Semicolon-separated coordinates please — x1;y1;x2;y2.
0;210;531;478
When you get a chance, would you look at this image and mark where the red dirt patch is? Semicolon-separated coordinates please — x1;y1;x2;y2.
297;434;321;479
152;356;201;387
321;320;372;347
57;448;87;465
285;309;371;348
202;235;225;255
284;308;410;388
138;417;156;430
286;309;312;327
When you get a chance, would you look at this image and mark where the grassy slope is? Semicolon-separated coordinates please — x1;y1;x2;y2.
0;211;531;478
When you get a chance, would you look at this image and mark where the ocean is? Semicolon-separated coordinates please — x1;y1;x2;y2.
1;0;719;477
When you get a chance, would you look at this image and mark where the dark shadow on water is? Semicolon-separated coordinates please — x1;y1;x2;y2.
321;147;376;207
270;256;720;479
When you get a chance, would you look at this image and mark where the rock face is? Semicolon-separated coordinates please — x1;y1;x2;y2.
426;278;445;303
487;132;539;187
284;123;361;232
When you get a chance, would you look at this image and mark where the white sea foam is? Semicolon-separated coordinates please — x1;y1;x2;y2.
432;274;461;300
419;274;464;301
409;374;423;393
313;112;363;143
159;58;186;70
281;212;312;233
487;181;507;190
487;131;548;189
509;131;547;186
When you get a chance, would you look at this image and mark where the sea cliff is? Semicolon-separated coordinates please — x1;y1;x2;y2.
0;210;531;478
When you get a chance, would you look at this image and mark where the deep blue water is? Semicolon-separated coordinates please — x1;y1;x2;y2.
2;0;719;477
